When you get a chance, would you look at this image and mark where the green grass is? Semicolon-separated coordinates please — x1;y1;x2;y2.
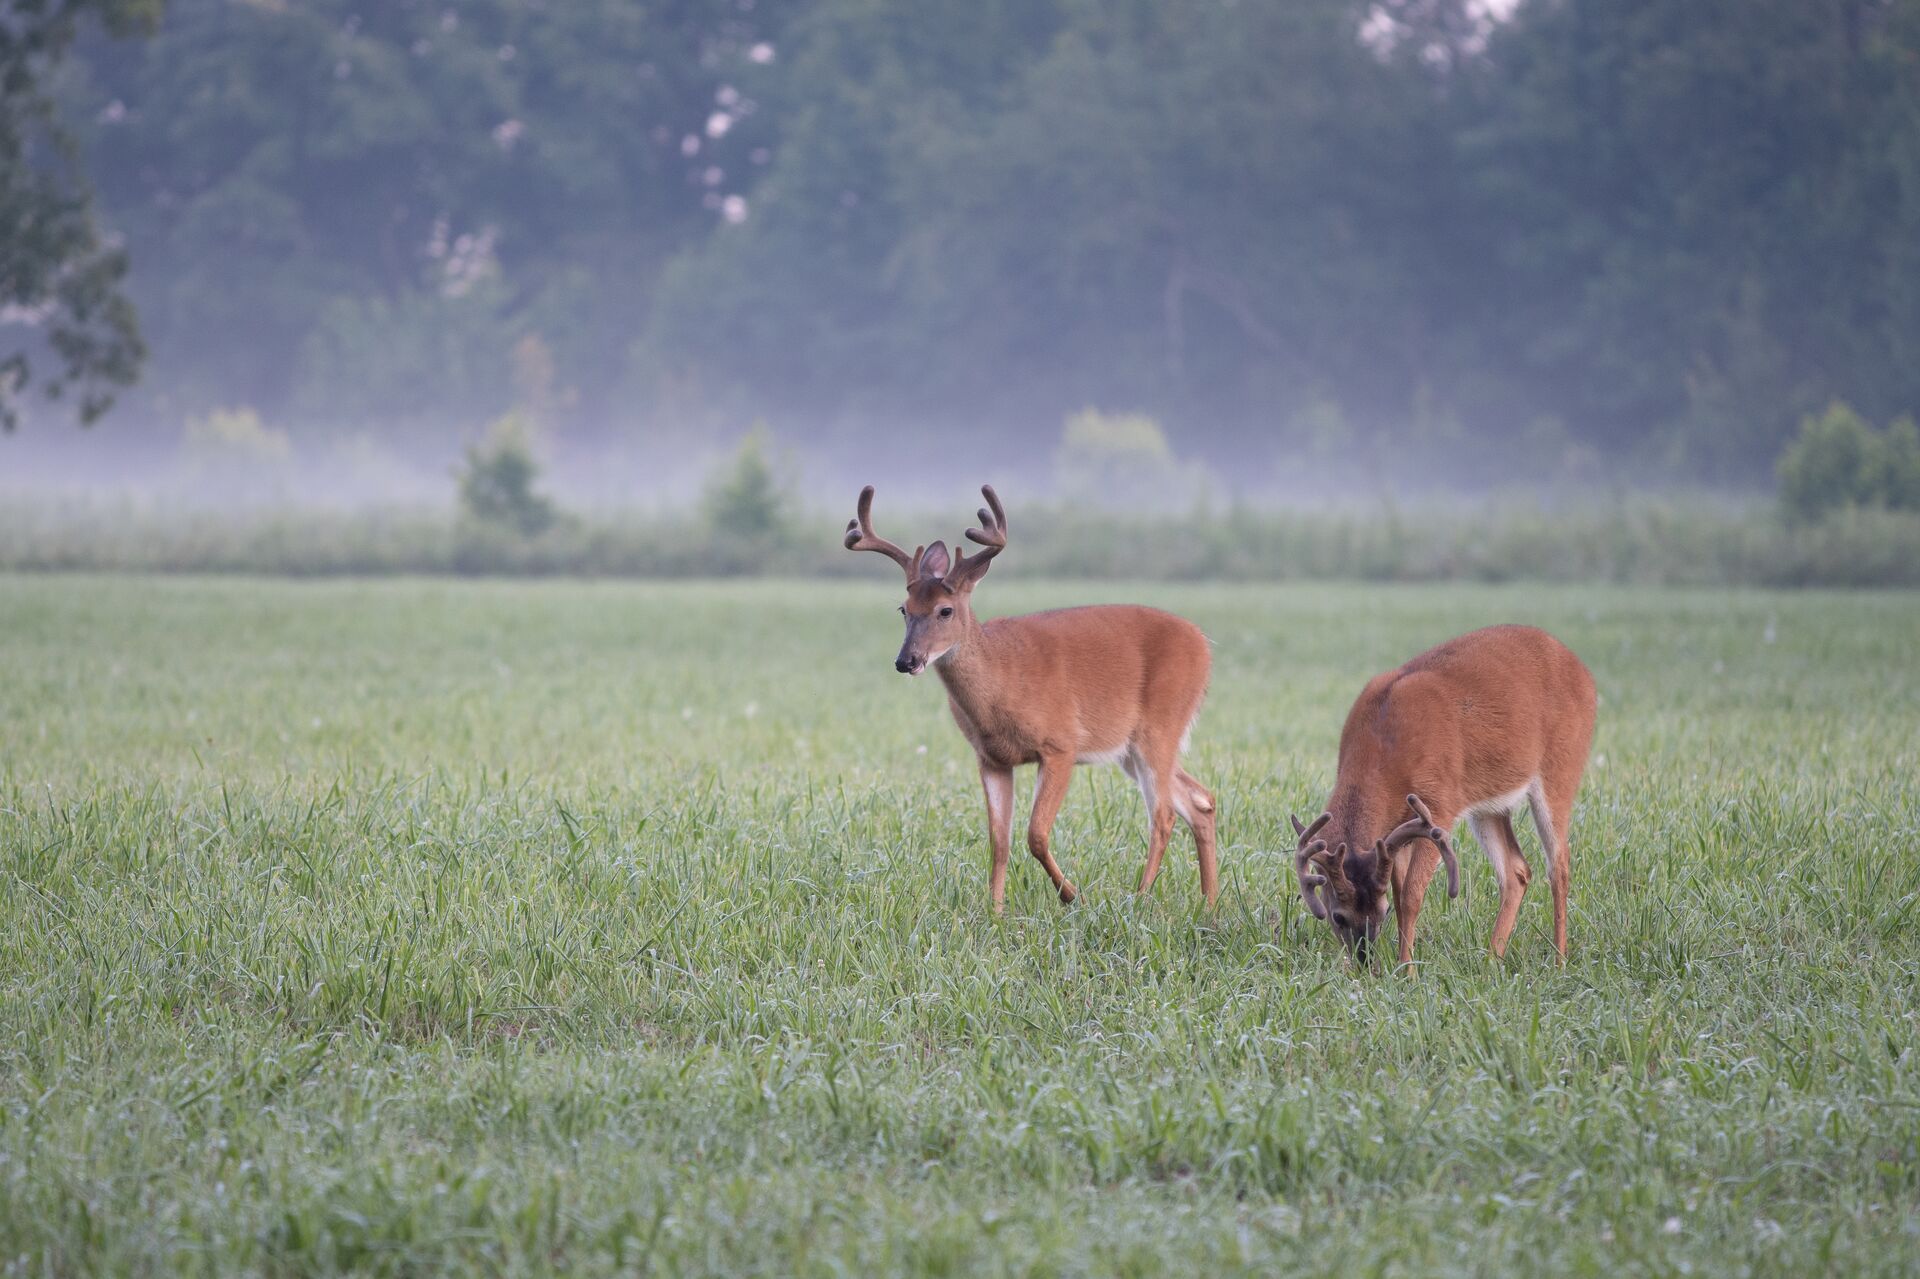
2;575;1917;1276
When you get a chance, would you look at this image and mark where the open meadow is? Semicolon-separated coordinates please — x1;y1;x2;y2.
1;574;1917;1276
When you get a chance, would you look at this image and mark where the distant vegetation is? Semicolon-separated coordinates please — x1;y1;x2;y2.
456;414;559;538
1054;411;1212;513
7;497;1919;588
6;0;1916;489
1776;402;1920;523
10;408;1918;586
701;426;790;544
0;0;157;430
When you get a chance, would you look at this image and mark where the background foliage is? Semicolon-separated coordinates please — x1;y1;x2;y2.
17;0;1920;485
0;0;158;430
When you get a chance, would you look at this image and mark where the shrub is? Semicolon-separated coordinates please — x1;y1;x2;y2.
179;407;294;500
702;425;789;542
1055;409;1210;511
1776;401;1920;521
456;413;557;536
182;406;292;462
1872;416;1920;511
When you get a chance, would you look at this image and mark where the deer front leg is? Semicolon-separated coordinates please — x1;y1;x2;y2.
1391;842;1441;965
980;763;1015;912
1027;753;1078;904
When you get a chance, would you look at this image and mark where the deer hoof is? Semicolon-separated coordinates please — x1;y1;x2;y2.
1059;882;1078;905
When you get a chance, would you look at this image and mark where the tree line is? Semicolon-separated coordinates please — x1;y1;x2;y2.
7;0;1919;487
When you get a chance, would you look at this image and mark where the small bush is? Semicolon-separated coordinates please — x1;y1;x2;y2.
1873;416;1920;511
456;413;557;536
1054;409;1211;512
179;407;294;499
1777;401;1920;521
182;406;292;463
702;425;789;542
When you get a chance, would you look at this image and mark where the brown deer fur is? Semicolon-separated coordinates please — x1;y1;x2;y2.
1293;625;1596;964
845;484;1219;910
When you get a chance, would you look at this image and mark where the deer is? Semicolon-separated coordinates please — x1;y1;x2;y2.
844;483;1220;911
1291;624;1596;966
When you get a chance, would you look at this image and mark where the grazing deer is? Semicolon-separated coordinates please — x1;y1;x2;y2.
844;484;1220;910
1292;625;1596;965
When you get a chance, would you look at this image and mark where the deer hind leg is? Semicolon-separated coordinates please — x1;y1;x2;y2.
1173;766;1219;908
1470;810;1530;959
1028;753;1078;905
980;763;1015;913
1528;777;1572;962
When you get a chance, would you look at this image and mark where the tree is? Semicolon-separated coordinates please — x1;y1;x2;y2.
1450;0;1920;480
649;0;1441;446
0;0;159;430
66;0;795;429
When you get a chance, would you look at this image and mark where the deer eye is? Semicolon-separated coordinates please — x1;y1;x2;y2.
1332;912;1351;929
938;606;954;619
898;605;907;615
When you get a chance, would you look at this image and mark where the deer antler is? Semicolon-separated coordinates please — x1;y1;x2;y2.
843;485;920;581
948;485;1008;587
1292;812;1333;919
1381;793;1459;900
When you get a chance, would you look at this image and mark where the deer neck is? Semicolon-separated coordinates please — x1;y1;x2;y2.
931;615;998;707
1325;780;1396;861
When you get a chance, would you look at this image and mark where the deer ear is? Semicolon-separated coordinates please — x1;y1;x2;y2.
917;540;950;580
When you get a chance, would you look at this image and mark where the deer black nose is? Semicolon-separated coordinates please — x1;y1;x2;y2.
895;656;915;673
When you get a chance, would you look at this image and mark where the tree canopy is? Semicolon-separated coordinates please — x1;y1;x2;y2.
22;0;1920;484
0;0;159;430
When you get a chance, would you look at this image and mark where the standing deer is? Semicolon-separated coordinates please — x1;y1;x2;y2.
844;484;1220;910
1292;625;1596;965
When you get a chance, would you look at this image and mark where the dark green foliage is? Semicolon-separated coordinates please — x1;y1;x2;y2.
457;416;557;537
1777;402;1920;521
63;0;786;425
0;0;158;429
646;0;1920;480
23;0;1920;477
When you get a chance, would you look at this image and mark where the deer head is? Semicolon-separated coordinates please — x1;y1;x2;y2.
844;484;1008;675
1293;794;1459;962
1294;811;1386;958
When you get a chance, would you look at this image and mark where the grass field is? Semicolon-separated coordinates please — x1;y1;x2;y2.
2;575;1917;1276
